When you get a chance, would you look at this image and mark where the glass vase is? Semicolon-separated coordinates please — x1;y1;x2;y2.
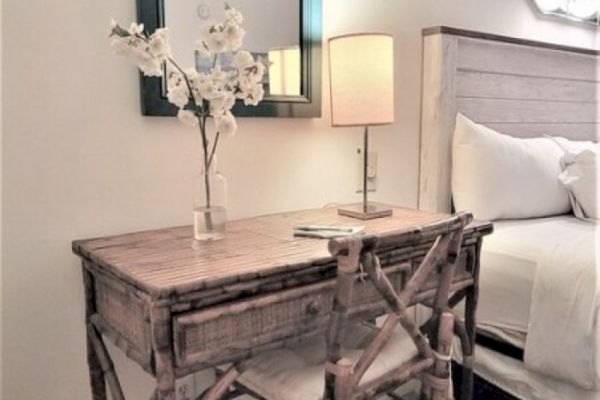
193;158;227;241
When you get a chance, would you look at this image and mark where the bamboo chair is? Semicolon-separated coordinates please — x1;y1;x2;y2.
209;212;473;400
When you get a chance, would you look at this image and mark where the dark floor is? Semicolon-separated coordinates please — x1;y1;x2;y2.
452;362;519;400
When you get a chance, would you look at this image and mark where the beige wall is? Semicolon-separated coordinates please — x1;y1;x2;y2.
2;0;598;399
0;0;3;393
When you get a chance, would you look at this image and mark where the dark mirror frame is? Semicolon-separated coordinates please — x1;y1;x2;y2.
137;0;322;118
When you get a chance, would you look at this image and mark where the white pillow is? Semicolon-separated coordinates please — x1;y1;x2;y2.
452;114;570;221
552;137;599;220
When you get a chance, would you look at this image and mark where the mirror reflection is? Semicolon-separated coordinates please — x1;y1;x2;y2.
165;0;302;99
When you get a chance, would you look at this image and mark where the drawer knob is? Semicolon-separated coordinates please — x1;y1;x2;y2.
305;299;321;316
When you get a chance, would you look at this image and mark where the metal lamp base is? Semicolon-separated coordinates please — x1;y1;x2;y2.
338;126;393;220
337;203;393;220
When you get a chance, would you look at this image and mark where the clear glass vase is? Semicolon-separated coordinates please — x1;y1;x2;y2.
193;158;227;241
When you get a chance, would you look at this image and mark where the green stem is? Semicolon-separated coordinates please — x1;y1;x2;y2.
129;31;218;233
207;132;220;169
167;57;214;230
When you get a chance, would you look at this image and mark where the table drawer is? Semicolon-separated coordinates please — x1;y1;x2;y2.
173;263;410;370
93;273;153;368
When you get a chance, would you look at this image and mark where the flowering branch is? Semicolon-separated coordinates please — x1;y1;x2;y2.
108;3;266;216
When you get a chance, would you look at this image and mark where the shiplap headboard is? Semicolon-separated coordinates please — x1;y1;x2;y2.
418;26;600;213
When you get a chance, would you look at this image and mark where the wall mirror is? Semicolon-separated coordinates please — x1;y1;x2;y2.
137;0;322;117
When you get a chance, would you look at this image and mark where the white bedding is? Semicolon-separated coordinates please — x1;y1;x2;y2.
478;218;544;344
470;344;600;400
476;216;600;390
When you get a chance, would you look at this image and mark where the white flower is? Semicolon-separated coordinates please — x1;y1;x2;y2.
134;50;163;77
224;6;243;25
210;65;227;84
185;68;199;80
128;22;144;36
178;110;199;127
109;1;262;138
206;30;227;53
238;60;266;84
243;83;264;106
109;19;131;38
138;61;163;77
167;84;190;108
190;72;216;102
249;60;266;82
167;70;183;87
153;27;169;41
233;50;254;70
235;77;252;99
223;24;245;51
148;28;171;60
109;36;132;56
210;91;236;114
195;39;212;59
215;111;237;136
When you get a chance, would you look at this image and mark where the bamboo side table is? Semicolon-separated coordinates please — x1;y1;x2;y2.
73;206;492;400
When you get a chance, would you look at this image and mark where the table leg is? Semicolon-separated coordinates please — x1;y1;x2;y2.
151;306;176;400
461;244;481;400
201;362;247;400
82;266;107;400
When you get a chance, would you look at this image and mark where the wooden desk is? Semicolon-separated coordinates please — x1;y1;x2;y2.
73;206;492;400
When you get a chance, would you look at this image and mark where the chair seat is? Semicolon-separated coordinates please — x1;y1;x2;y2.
224;322;419;400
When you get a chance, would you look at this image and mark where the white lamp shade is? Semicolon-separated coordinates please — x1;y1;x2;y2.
329;33;395;127
268;46;301;96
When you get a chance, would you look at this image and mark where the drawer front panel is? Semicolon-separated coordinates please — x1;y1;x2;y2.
95;274;152;355
173;263;410;369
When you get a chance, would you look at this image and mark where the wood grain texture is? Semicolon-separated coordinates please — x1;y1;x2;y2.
457;37;598;82
455;70;599;103
73;206;490;298
83;267;108;400
419;34;458;213
419;27;600;213
480;122;599;140
151;306;176;400
457;97;598;124
87;323;125;400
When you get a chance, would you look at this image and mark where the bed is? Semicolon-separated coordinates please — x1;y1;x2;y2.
418;26;599;400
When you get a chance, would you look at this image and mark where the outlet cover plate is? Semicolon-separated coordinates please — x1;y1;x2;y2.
356;150;377;193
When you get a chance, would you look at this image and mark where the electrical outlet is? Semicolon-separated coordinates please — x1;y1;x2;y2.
176;374;196;400
356;149;377;193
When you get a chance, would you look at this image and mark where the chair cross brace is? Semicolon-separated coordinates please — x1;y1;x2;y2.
323;212;472;400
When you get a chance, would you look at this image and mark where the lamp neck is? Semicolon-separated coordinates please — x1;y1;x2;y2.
363;126;369;213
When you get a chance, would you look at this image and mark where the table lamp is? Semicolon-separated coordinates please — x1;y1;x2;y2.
329;33;395;219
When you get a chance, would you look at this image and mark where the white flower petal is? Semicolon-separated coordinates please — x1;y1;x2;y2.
215;111;237;136
178;110;199;127
168;85;190;108
233;50;254;70
206;32;227;53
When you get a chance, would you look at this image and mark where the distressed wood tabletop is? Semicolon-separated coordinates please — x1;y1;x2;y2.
72;205;492;298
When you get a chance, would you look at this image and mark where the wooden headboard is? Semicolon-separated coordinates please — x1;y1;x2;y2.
418;26;600;213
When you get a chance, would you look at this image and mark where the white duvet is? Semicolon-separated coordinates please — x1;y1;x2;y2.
522;218;600;389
